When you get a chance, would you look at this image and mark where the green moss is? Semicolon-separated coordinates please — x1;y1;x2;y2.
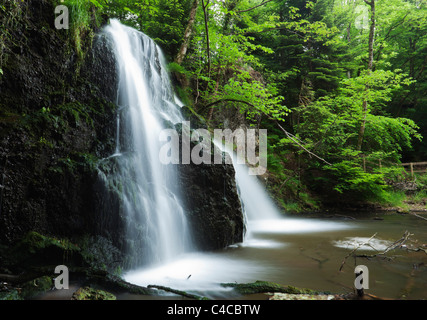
57;152;99;174
20;276;53;299
0;289;22;300
38;136;54;149
79;236;122;275
8;231;80;267
180;105;207;128
16;231;80;254
282;201;302;213
62;0;101;65
57;102;96;128
71;286;116;300
220;280;317;295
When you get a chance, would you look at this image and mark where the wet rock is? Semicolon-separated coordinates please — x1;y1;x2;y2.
178;160;245;250
20;276;53;299
0;0;245;275
71;286;116;300
174;125;245;250
0;0;118;249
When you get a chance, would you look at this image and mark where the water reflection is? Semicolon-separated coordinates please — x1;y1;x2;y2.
332;237;393;251
123;216;355;297
247;218;354;234
123;214;427;299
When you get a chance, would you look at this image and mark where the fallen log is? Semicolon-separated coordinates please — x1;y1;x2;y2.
220;280;318;295
147;284;209;300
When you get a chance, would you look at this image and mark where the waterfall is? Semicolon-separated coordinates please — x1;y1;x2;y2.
100;20;351;291
103;19;192;267
215;143;351;236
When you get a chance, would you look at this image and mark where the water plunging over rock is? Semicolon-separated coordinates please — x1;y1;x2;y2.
100;20;245;268
102;20;192;267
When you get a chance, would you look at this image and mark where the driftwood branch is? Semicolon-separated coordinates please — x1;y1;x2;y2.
410;212;427;221
339;233;377;272
339;230;426;272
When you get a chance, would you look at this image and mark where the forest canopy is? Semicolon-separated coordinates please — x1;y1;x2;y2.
3;0;425;209
78;0;427;207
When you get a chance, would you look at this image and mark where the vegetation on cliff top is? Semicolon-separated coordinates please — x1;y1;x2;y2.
88;0;426;211
2;0;426;211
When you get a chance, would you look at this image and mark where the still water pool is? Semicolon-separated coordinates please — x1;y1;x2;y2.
123;213;427;300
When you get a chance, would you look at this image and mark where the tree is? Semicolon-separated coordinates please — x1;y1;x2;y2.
357;0;375;151
175;0;200;65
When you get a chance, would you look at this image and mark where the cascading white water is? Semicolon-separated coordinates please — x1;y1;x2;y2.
104;19;192;267
215;143;351;238
101;20;353;294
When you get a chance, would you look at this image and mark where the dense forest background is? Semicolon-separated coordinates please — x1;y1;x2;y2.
1;0;426;212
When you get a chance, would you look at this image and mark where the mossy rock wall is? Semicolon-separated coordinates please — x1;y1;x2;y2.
0;0;246;274
0;0;121;253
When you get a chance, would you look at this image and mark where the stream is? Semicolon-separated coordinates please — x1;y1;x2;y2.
36;20;426;301
121;212;427;300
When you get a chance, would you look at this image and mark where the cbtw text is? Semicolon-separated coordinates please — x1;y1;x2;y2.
159;122;267;176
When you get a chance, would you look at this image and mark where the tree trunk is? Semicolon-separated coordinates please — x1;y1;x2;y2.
201;0;211;76
175;0;199;65
357;0;375;151
173;0;199;88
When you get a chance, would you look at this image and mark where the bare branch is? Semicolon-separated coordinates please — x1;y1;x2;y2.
275;121;332;166
201;98;332;166
339;233;377;272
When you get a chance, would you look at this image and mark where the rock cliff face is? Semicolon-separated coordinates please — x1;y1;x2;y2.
175;115;245;251
0;0;245;273
178;161;245;251
0;0;122;272
0;0;118;248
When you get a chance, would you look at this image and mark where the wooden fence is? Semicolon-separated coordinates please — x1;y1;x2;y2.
361;157;427;179
400;162;427;178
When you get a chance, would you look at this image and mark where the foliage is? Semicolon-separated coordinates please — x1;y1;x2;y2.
172;0;424;204
326;161;387;198
48;0;425;206
5;0;423;207
99;0;193;59
62;0;102;60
